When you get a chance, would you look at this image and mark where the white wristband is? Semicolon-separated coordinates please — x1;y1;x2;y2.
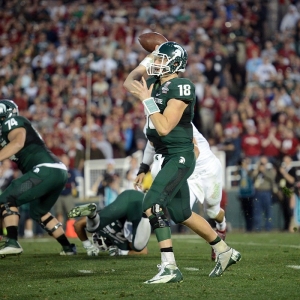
143;97;160;115
82;240;92;248
139;56;153;68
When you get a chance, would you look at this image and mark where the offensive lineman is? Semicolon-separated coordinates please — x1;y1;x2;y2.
138;123;227;261
0;99;76;256
68;189;150;256
123;41;241;283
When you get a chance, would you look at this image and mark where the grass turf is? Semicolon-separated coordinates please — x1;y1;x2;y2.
0;232;299;300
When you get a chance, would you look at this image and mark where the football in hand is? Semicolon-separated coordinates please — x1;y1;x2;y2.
138;32;168;52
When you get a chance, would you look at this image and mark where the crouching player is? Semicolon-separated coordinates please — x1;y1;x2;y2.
68;189;151;256
0;99;76;256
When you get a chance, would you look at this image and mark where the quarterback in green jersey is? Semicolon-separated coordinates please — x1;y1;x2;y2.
68;189;150;256
124;41;241;283
0;100;76;256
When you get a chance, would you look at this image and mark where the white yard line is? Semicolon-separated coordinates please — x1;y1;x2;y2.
287;265;300;270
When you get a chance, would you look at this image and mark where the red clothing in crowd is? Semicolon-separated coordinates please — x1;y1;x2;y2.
242;131;262;157
260;132;282;158
281;137;299;157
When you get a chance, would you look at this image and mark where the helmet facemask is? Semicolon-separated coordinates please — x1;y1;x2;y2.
92;233;112;251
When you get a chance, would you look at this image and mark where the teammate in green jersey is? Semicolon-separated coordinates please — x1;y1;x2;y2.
68;189;150;256
123;41;241;283
0;99;76;256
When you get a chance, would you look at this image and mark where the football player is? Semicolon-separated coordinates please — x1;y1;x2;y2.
123;41;241;283
139;122;227;261
0;100;76;256
68;189;150;256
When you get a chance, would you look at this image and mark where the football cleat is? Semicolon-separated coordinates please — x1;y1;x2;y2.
0;238;23;256
209;248;241;277
60;243;77;255
211;229;226;261
68;203;97;219
144;263;183;284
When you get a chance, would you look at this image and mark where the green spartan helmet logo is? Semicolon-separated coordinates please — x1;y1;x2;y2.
162;42;187;74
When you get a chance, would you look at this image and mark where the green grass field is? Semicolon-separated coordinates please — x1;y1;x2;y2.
1;232;299;300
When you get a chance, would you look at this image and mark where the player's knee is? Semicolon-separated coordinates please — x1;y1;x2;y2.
149;204;170;230
0;201;20;219
206;206;220;219
168;207;192;224
39;214;62;236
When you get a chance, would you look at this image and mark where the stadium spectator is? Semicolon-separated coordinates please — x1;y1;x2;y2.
280;4;300;34
199;84;219;138
274;155;296;232
260;125;282;165
252;156;276;232
238;157;255;232
241;121;262;164
280;127;299;158
246;48;262;82
254;55;277;86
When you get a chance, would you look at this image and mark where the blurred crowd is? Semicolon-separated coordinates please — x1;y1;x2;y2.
0;0;299;168
0;0;300;234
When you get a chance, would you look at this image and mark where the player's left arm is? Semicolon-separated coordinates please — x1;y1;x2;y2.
73;217;88;242
0;127;26;162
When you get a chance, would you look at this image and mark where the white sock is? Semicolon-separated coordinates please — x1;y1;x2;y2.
161;251;176;266
212;239;230;254
82;239;92;248
24;229;34;238
216;217;226;231
86;214;100;232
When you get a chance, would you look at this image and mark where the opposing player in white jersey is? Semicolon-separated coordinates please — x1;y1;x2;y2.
135;123;226;261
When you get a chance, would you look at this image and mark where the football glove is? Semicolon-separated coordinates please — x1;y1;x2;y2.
84;244;100;256
108;245;120;256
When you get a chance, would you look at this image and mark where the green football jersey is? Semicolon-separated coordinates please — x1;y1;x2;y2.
0;115;60;173
99;217;129;250
145;77;196;155
97;190;145;251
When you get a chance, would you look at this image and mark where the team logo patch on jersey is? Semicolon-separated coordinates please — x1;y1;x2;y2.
179;156;185;164
162;81;171;94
